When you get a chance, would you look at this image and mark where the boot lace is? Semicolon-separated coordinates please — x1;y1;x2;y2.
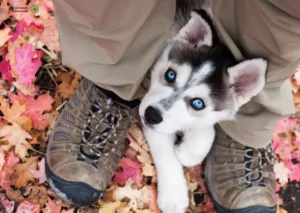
244;144;275;185
79;97;131;163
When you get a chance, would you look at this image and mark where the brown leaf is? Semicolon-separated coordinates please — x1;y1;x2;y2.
5;188;24;202
10;156;38;188
23;185;48;206
0;98;33;131
56;70;81;99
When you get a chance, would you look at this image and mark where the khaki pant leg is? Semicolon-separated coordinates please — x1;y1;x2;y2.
212;0;300;148
53;0;175;100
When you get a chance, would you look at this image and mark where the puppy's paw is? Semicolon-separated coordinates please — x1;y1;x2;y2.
175;144;203;167
157;181;189;213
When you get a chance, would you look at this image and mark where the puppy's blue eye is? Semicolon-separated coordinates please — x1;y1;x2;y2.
191;98;205;110
165;69;176;83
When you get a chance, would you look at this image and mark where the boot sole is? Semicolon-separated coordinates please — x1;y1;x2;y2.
45;160;104;206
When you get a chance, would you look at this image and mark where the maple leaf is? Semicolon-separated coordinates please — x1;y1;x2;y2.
0;194;15;213
10;156;38;188
0;26;12;47
114;157;143;185
0;97;32;131
9;20;28;42
6;36;26;65
30;158;46;184
56;70;81;99
274;161;290;186
142;163;156;177
98;201;122;213
12;81;38;96
285;160;300;182
0;123;32;158
45;197;62;213
16;200;40;213
8;91;54;130
0;149;5;171
0;48;14;82
0;0;10;24
0;151;19;189
203;197;214;212
114;180;150;210
12;43;42;88
145;186;159;212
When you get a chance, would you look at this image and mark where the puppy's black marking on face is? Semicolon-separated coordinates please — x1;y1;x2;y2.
168;42;237;111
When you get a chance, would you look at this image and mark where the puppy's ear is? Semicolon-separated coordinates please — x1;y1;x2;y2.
228;58;268;107
176;10;213;47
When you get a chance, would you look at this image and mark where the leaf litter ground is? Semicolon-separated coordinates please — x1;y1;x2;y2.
0;1;299;212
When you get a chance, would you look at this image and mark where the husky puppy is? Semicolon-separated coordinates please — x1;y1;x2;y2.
139;1;267;213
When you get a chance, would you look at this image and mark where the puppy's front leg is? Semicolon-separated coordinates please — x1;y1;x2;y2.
143;125;189;213
175;127;215;167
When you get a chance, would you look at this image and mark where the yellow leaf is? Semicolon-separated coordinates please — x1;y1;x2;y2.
98;201;122;213
0;123;32;158
0;26;12;47
0;98;33;131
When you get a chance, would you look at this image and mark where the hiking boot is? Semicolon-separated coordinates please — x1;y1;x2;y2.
205;125;277;213
45;78;139;206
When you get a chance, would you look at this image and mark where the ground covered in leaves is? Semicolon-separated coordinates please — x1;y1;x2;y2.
0;0;299;212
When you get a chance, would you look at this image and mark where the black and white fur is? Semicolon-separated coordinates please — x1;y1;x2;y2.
139;1;267;213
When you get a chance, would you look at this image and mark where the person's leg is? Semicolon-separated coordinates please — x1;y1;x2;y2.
206;0;300;212
46;0;175;206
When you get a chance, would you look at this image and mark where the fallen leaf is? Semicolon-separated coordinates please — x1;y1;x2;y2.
0;194;15;213
8;91;54;130
203;197;214;212
0;48;14;82
12;43;42;88
0;26;12;47
113;180;149;210
16;200;40;213
98;201;122;213
114;157;143;185
45;197;62;213
274;161;290;186
55;70;81;99
0;97;32;131
285;160;300;182
10;156;38;188
142;163;156;177
277;206;288;213
0;123;32;158
6;36;27;66
0;0;9;24
0;151;19;189
0;149;5;171
30;158;46;184
39;16;61;52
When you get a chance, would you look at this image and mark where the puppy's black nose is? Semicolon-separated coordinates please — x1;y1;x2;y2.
144;106;163;125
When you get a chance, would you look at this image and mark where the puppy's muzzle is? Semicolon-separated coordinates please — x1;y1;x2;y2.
144;106;163;125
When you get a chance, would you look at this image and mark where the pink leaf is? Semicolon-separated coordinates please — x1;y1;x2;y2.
0;48;14;82
0;149;5;171
286;160;300;182
45;198;62;213
0;151;19;189
275;141;292;161
16;200;40;213
203;197;214;212
30;158;46;184
114;157;143;185
0;194;15;213
12;44;42;88
7;91;54;130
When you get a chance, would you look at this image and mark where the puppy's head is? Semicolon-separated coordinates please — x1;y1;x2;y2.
139;10;267;134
